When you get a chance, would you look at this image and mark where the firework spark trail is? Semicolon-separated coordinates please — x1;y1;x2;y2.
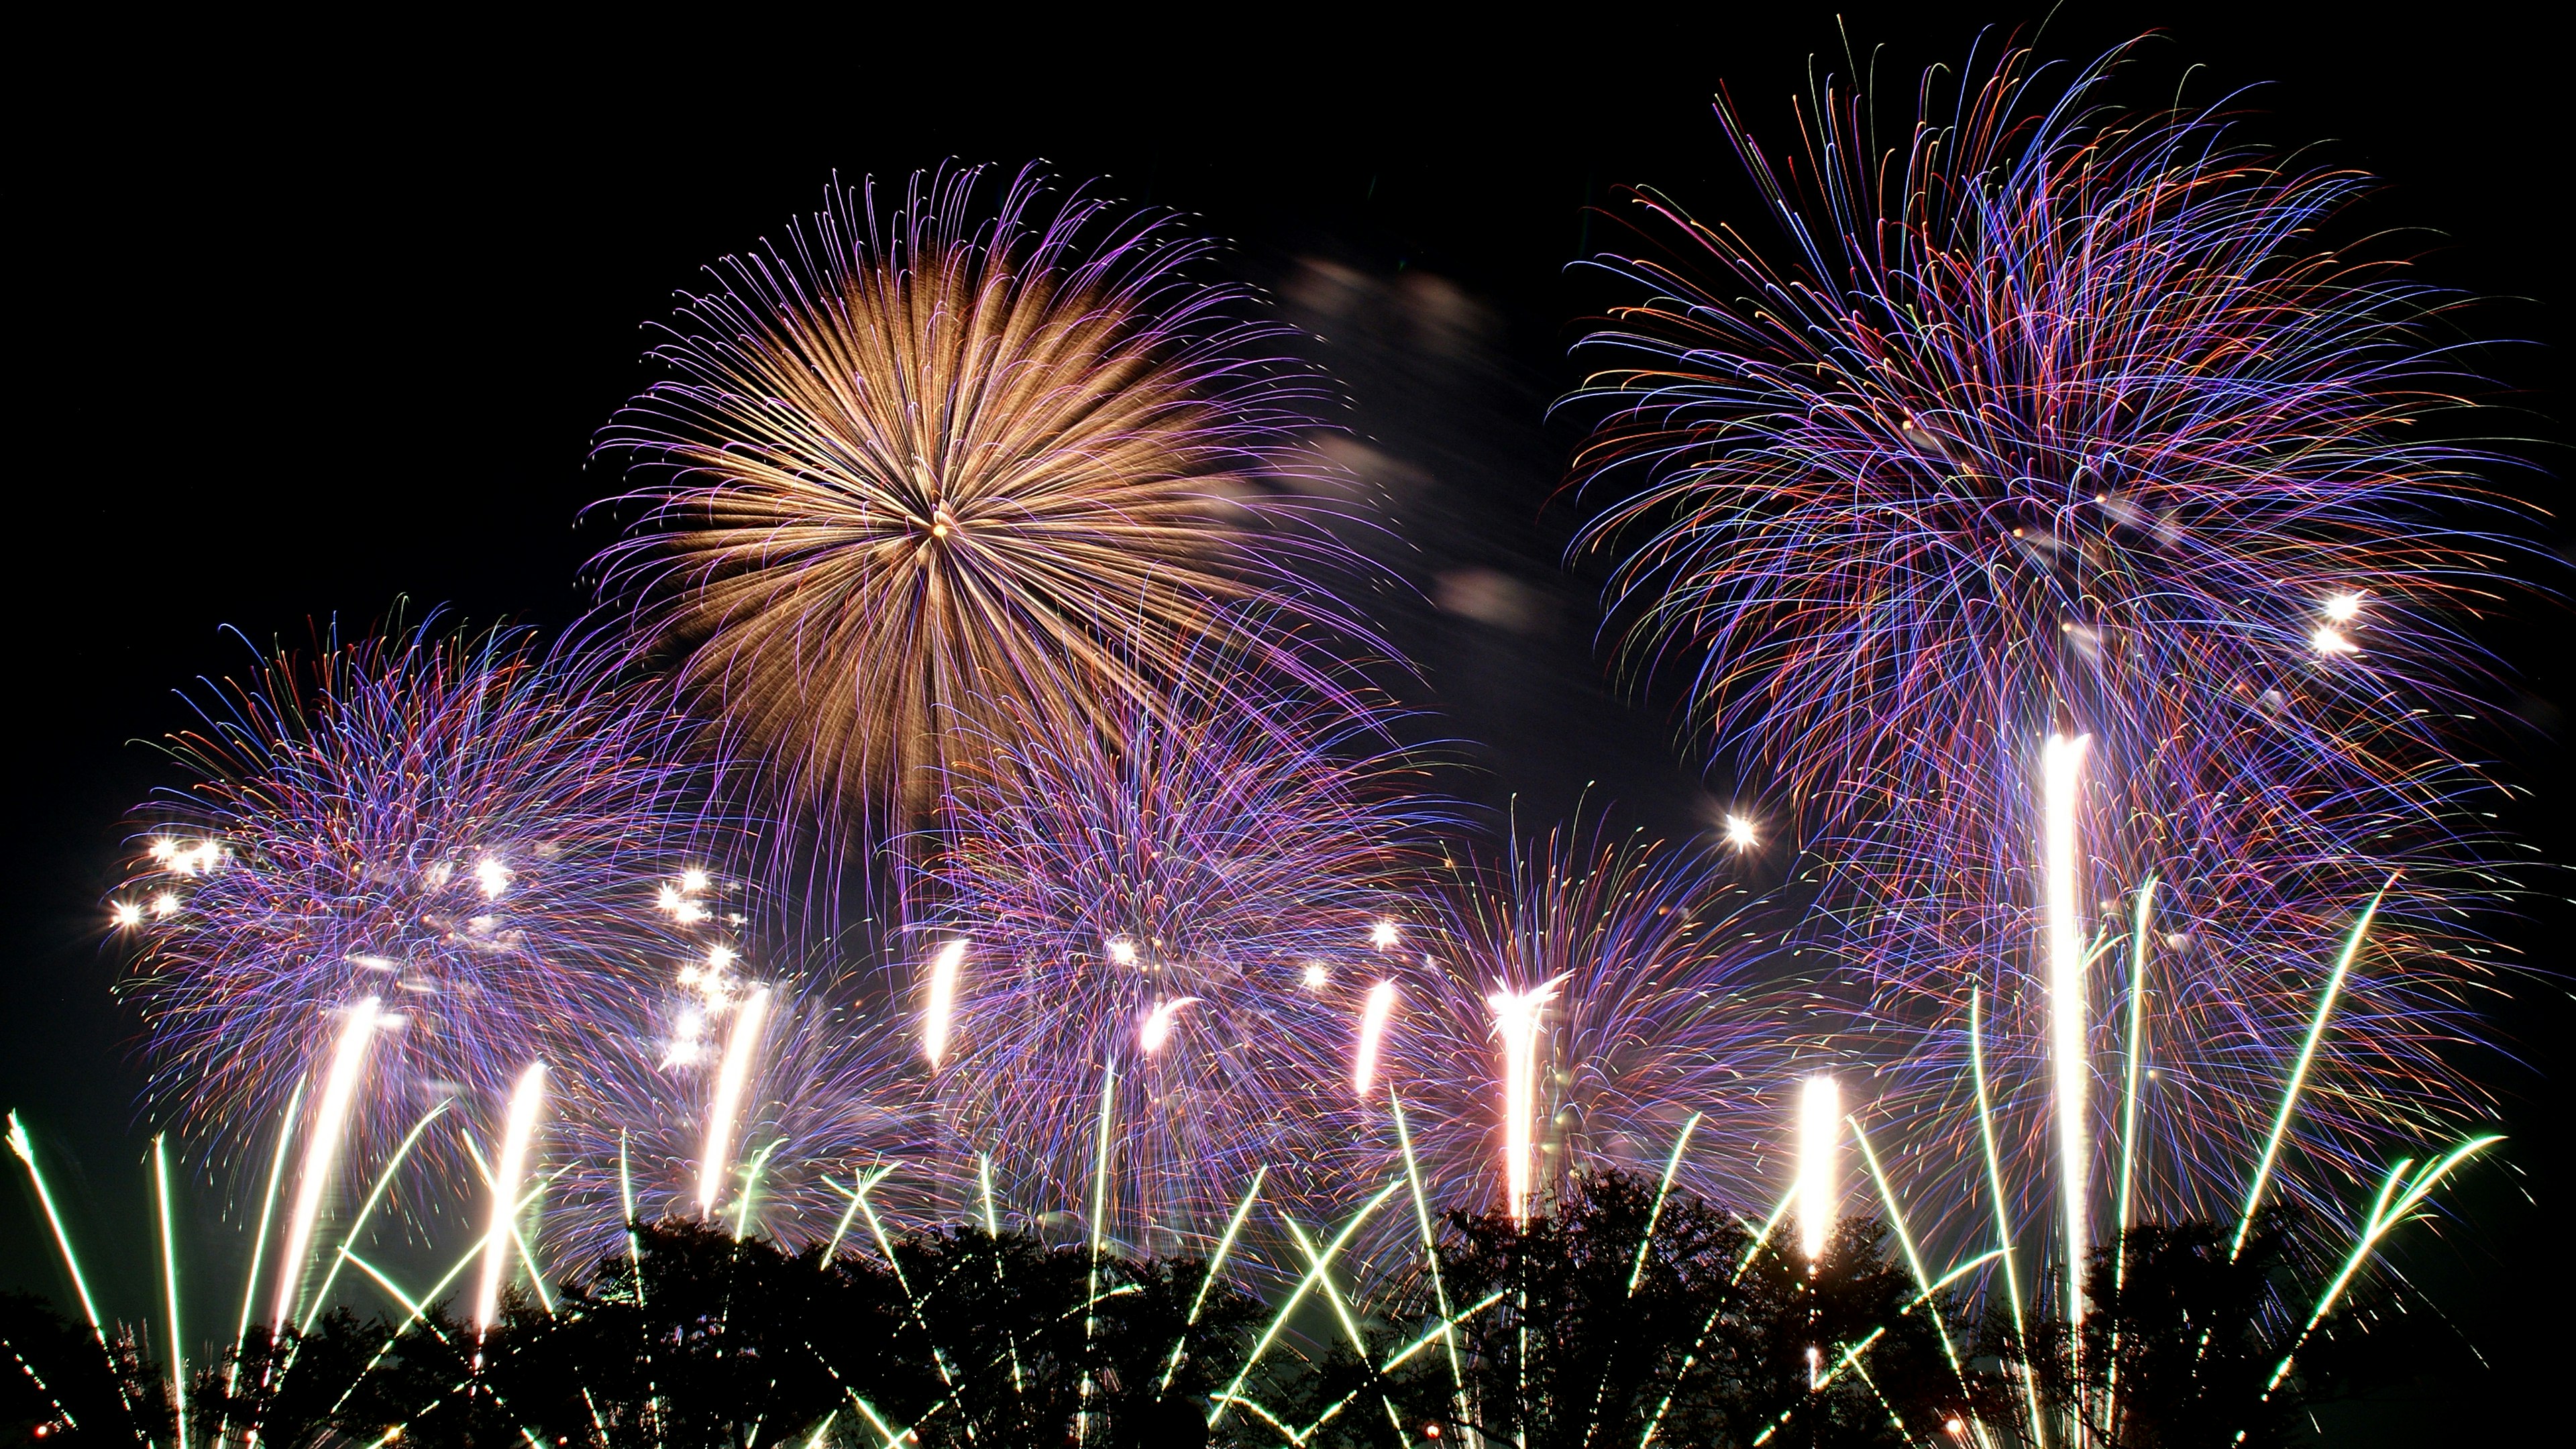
2043;732;2090;1319
274;997;380;1328
476;1062;548;1333
922;939;965;1069
1352;979;1397;1098
1797;1076;1840;1262
1569;37;2523;1257
152;1134;187;1449
1489;976;1562;1223
697;984;771;1215
114;620;724;1165
592;163;1381;832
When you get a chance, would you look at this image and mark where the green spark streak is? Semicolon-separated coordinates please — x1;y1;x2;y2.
1970;989;2048;1448
978;1151;1000;1236
1391;1089;1466;1398
2255;1134;2502;1405
2233;878;2394;1259
1283;1212;1406;1435
1208;1178;1401;1431
1297;1289;1511;1441
154;1135;188;1449
2113;879;2157;1286
823;1166;890;1265
1629;1111;1701;1294
733;1138;783;1242
1077;1062;1117;1446
1155;1167;1265;1395
7;1114;108;1337
300;1101;451;1334
223;1081;304;1441
1641;1182;1802;1447
1850;1120;1970;1390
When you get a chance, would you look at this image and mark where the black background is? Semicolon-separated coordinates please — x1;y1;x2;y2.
6;5;2563;1441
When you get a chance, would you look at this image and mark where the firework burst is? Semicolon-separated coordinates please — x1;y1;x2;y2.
593;163;1373;830
1397;819;1794;1229
113;621;727;1165
904;663;1436;1256
1567;40;2518;1258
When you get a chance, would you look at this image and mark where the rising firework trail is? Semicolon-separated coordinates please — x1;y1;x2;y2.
476;1062;548;1334
274;997;380;1328
922;939;965;1070
1797;1075;1839;1263
2043;731;2090;1318
1488;976;1562;1223
697;984;771;1215
1352;981;1398;1098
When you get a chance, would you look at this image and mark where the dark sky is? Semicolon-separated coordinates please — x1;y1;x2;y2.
7;6;2564;1441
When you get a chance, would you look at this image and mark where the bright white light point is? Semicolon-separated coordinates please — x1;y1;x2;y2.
1139;997;1197;1054
676;902;708;924
475;857;509;899
1945;1418;1968;1438
152;892;178;917
696;985;771;1214
1796;1075;1840;1260
681;868;710;894
2322;592;2362;623
474;1061;547;1333
923;940;965;1069
1302;962;1329;989
1489;977;1564;1223
657;885;682;911
708;945;736;969
274;998;381;1326
1371;920;1400;950
147;837;174;861
111;902;141;927
2310;625;2357;655
676;965;702;987
1723;812;1758;849
1352;981;1398;1097
1108;936;1139;967
2043;731;2092;1321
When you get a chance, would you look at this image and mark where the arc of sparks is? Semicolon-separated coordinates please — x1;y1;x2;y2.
1352;980;1397;1097
1797;1075;1840;1262
475;1061;549;1333
273;997;382;1327
923;939;966;1069
697;985;772;1215
1138;996;1198;1055
2043;731;2091;1320
1489;974;1565;1222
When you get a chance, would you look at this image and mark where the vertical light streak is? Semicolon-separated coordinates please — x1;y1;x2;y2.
2232;879;2394;1259
273;997;381;1327
1797;1077;1840;1261
1078;1062;1118;1446
2043;731;2091;1320
2113;879;2157;1285
226;1080;303;1417
475;1062;547;1334
1972;989;2047;1448
153;1134;188;1449
1489;976;1562;1222
1352;980;1397;1097
696;985;771;1215
923;939;965;1069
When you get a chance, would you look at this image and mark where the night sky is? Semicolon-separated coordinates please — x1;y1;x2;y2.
8;7;2565;1441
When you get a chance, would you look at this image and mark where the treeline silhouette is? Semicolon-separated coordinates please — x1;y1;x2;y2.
5;1172;2424;1446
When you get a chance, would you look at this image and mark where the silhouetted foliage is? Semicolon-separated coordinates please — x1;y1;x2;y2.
1972;1210;2413;1448
1;1291;172;1445
1310;1170;1960;1448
